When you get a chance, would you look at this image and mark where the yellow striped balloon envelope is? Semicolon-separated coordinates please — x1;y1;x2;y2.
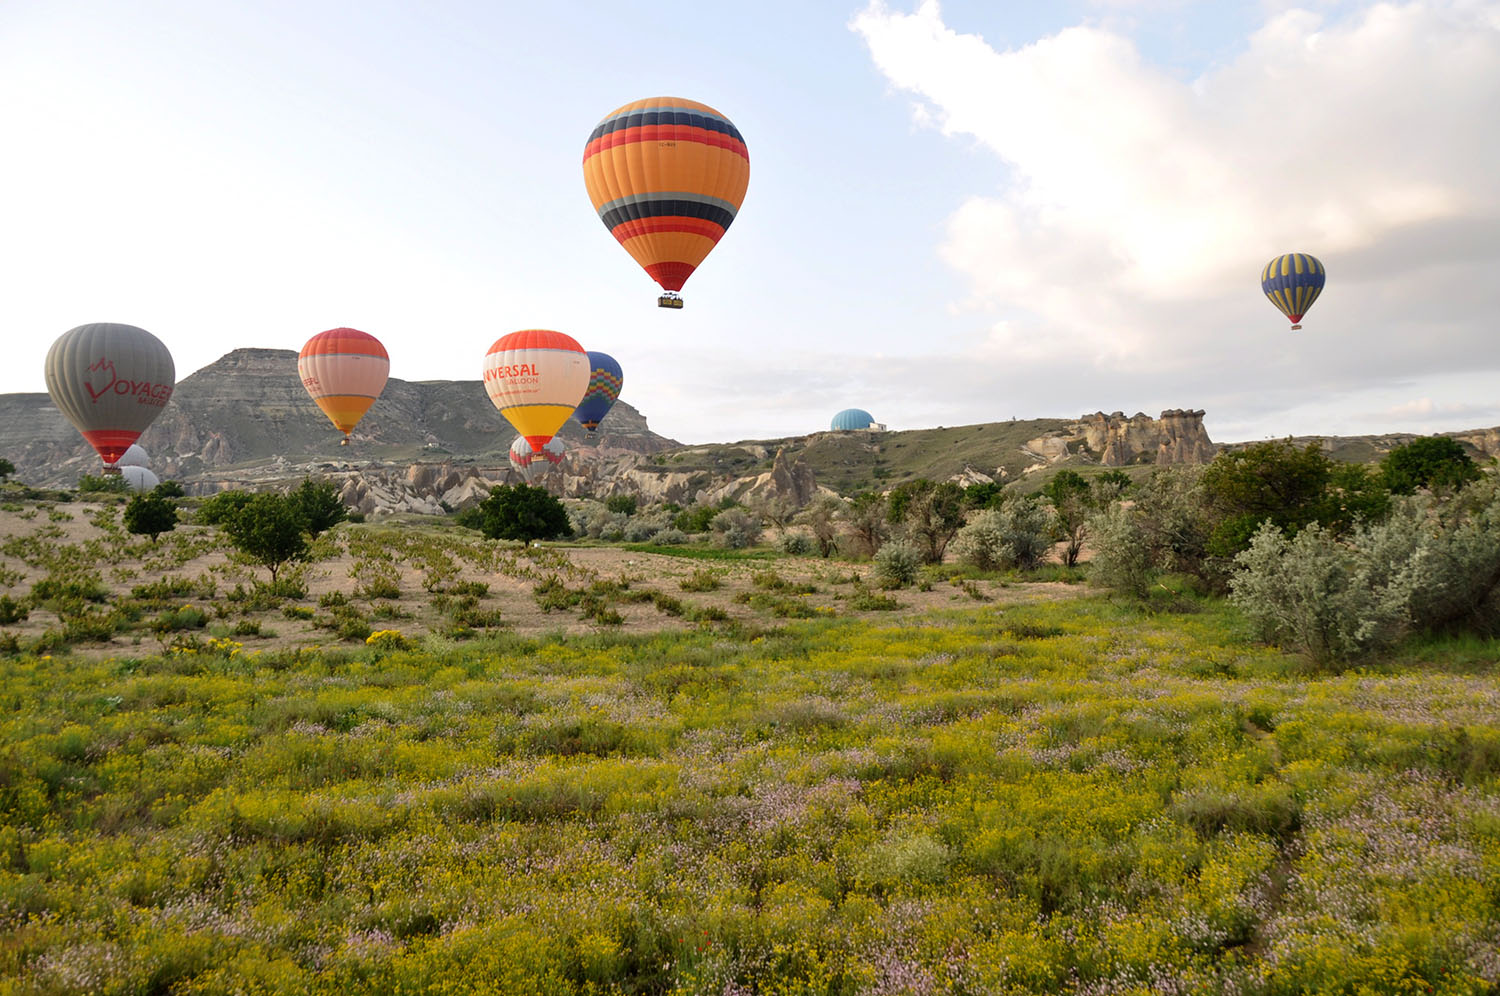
1261;253;1326;331
583;96;749;306
297;328;390;445
483;329;590;453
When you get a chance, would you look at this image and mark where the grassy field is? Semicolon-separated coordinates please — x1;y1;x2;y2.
2;578;1498;994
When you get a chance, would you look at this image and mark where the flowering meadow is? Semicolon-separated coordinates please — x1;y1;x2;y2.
2;593;1498;994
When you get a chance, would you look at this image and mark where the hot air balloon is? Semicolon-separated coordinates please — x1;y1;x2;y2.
1261;253;1326;331
572;352;624;433
583;97;749;308
509;435;566;484
483;329;590;453
44;323;175;470
116;443;151;469
298;328;390;445
119;465;160;493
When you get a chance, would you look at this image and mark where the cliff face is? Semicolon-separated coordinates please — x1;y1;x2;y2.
2;348;677;487
1074;409;1218;467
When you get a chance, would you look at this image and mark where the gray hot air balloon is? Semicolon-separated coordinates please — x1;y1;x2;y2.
119;465;160;492
44;323;175;468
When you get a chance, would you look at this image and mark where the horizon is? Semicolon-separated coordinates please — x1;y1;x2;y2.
3;1;1497;446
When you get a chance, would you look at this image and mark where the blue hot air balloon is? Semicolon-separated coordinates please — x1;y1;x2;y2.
1261;253;1326;331
830;408;875;431
572;352;624;433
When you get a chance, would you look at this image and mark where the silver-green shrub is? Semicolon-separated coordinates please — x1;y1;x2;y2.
1229;521;1414;663
1086;504;1153;599
1230;480;1500;662
952;497;1055;571
711;508;762;549
873;539;922;588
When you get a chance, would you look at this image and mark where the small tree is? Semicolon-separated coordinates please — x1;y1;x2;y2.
1043;470;1094;567
197;490;255;526
223;493;310;582
475;484;571;542
152;480;185;499
843;491;888;557
291;477;347;538
887;480;966;563
123;493;178;544
796;495;845;558
1381;436;1481;494
0;458;14;482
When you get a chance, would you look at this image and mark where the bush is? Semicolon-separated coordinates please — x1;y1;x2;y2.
1229;521;1411;664
679;568;722;592
1381;436;1481;494
673;504;720;533
1086;504;1153;599
651;528;689;546
873;539;922;589
1230;483;1500;661
123;493;177;543
152;480;186;499
781;533;813;555
605;494;638;516
77;473;129;494
473;485;571;542
290;477;347;538
711;508;762;549
953;497;1054;571
0;595;28;625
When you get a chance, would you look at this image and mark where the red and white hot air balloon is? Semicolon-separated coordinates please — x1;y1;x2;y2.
298;328;390;445
44;323;175;469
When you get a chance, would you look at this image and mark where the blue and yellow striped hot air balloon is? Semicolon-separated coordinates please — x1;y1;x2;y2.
572;352;624;434
583;97;750;308
1261;253;1326;331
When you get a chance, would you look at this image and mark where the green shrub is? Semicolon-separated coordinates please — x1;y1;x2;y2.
711;508;762;549
122;492;177;542
678;568;722;592
473;484;571;541
604;494;638;516
0;595;27;625
1381;436;1480;494
780;533;813;555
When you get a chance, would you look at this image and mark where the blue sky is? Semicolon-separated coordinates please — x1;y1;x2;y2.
2;1;1497;446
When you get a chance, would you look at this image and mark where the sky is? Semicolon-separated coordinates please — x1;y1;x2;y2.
1;0;1497;446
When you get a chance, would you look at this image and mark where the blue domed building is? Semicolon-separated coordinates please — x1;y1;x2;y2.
830;408;878;431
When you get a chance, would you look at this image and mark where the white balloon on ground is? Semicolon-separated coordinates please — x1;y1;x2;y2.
119;465;159;492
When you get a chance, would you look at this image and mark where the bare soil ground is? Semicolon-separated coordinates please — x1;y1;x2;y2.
0;502;1087;659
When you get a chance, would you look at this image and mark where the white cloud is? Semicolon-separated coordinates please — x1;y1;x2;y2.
852;1;1500;434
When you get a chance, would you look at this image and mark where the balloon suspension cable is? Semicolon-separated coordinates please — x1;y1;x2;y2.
657;293;683;309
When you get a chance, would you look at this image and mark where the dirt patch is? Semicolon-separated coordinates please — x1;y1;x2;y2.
0;501;1088;658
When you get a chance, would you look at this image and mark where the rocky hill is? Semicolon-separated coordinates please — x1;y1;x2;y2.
6;353;1498;518
1;348;677;489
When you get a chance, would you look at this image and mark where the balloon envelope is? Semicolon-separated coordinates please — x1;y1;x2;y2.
44;323;175;466
830;409;875;431
583;96;749;296
483;330;589;452
298;328;390;437
1261;253;1326;329
509;435;566;484
116;444;151;468
119;465;160;492
573;352;624;433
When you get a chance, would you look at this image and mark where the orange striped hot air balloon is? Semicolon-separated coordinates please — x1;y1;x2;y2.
298;328;389;445
583;97;749;307
483;329;589;453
